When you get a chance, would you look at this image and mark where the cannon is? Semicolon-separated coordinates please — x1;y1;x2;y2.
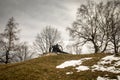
49;44;68;54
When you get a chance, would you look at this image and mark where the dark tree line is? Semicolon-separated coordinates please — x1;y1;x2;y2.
67;0;120;55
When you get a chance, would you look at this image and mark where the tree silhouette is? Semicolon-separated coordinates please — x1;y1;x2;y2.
3;17;20;64
67;0;120;54
33;26;61;54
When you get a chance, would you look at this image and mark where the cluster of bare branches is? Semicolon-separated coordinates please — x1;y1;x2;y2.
67;0;120;55
33;26;61;54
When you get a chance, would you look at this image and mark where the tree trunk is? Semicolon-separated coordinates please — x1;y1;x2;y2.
5;50;9;64
114;45;118;53
113;36;118;55
101;41;108;53
92;40;99;53
114;43;118;56
5;30;12;64
94;45;99;53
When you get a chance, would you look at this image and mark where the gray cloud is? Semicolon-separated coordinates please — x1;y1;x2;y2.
0;0;85;44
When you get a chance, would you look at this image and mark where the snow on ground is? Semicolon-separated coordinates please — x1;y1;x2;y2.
56;60;82;68
97;76;110;80
118;76;120;80
115;61;120;66
56;58;92;69
56;54;120;78
98;55;120;65
66;72;73;75
92;65;120;73
92;55;120;73
75;66;89;72
97;76;120;80
97;76;117;80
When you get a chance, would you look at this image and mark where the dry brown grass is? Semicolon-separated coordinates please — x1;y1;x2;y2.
0;53;119;80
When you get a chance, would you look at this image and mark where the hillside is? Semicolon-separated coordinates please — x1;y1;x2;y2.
0;53;120;80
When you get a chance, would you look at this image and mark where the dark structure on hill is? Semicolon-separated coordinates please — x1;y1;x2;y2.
49;44;68;54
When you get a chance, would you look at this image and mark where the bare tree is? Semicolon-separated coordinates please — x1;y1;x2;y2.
0;17;36;63
105;0;120;55
67;0;120;54
68;1;104;53
33;26;61;54
12;42;34;62
94;0;120;54
3;17;20;64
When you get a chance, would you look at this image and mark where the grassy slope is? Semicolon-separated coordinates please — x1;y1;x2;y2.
0;53;119;80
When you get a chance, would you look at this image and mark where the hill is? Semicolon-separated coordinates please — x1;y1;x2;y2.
0;53;120;80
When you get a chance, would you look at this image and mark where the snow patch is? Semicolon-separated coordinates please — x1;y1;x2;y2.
117;76;120;80
66;72;73;75
97;76;108;80
92;65;120;73
92;55;120;73
56;60;82;68
75;66;89;72
97;76;120;80
115;61;120;66
56;58;92;68
98;55;120;65
97;76;117;80
56;55;120;76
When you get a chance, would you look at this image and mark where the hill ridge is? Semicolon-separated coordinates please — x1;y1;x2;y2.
0;53;120;80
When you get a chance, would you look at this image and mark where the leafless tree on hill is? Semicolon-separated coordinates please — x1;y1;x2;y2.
2;17;20;64
67;0;120;54
33;26;61;54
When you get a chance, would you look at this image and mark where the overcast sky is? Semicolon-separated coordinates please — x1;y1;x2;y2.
0;0;87;44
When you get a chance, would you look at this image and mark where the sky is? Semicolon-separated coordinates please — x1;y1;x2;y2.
0;0;87;45
0;0;106;54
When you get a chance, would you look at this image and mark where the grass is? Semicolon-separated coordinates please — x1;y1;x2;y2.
0;53;119;80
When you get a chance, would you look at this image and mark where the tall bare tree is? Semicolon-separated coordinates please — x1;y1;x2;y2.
67;1;103;53
33;26;61;54
3;17;20;64
67;0;120;54
105;0;120;55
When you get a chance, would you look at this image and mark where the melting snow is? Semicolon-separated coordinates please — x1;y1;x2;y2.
56;54;120;77
115;61;120;66
92;55;120;73
56;60;82;68
97;76;120;80
98;55;120;65
75;66;89;72
66;72;73;75
92;65;120;73
97;76;117;80
56;58;92;69
117;76;120;80
97;76;109;80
